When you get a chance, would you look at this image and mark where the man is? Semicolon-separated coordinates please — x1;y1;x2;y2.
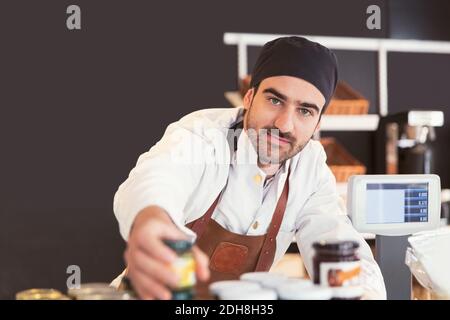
113;36;387;299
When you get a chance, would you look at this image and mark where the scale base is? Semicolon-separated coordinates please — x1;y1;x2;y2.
375;235;412;300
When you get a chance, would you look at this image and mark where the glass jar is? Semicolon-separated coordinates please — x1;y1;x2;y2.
164;239;196;300
312;240;360;287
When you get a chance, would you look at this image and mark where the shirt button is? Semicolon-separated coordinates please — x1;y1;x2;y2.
252;221;259;229
253;174;262;184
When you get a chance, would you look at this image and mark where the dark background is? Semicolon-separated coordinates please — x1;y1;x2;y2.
0;0;449;299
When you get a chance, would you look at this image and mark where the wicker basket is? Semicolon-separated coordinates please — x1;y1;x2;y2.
326;81;369;115
320;137;366;183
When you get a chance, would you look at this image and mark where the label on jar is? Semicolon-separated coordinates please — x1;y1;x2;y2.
171;252;196;289
319;261;361;287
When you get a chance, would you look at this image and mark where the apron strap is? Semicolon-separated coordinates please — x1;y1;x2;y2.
189;168;291;270
255;168;290;271
189;193;221;238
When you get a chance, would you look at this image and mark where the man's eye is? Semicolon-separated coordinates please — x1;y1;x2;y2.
269;97;281;106
299;108;312;117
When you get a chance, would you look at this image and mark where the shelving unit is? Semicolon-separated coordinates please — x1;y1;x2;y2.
223;33;450;241
223;32;450;131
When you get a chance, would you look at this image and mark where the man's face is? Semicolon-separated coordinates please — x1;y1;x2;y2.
243;76;325;165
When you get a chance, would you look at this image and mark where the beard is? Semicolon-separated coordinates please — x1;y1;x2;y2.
244;106;307;165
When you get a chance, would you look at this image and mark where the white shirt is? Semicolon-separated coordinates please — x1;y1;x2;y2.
212;117;291;235
113;107;387;299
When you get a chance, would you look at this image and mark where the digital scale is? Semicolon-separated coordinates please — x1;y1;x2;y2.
347;174;441;299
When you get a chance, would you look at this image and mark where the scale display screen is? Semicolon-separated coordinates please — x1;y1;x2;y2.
366;183;429;224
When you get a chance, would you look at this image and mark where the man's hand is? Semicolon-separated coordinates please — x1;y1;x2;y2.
124;206;210;300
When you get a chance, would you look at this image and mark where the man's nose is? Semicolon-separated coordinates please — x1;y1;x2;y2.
274;108;294;134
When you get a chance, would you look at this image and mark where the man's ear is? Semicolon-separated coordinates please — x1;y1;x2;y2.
314;120;321;135
243;88;254;110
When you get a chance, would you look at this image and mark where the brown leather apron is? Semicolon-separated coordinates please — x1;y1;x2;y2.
186;168;290;298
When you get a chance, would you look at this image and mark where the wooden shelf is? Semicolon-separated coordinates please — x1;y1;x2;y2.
320;114;379;131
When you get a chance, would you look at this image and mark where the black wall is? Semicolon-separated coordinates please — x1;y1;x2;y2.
0;0;449;299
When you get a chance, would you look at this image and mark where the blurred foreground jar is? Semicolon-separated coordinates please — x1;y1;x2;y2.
164;239;196;300
313;240;361;287
16;289;69;300
68;283;135;300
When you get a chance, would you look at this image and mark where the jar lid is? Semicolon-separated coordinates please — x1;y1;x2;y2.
16;289;67;300
259;277;289;289
67;283;117;299
240;272;287;284
76;291;136;300
313;240;359;253
209;280;261;296
163;239;193;253
276;279;313;290
218;288;277;300
277;285;332;300
332;286;364;299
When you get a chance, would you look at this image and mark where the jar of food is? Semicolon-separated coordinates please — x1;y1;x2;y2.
164;239;196;300
312;240;360;287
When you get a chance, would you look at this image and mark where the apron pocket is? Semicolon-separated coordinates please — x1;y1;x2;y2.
210;241;249;275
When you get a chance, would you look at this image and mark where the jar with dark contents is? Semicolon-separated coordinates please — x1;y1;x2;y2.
312;240;360;287
163;239;196;300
